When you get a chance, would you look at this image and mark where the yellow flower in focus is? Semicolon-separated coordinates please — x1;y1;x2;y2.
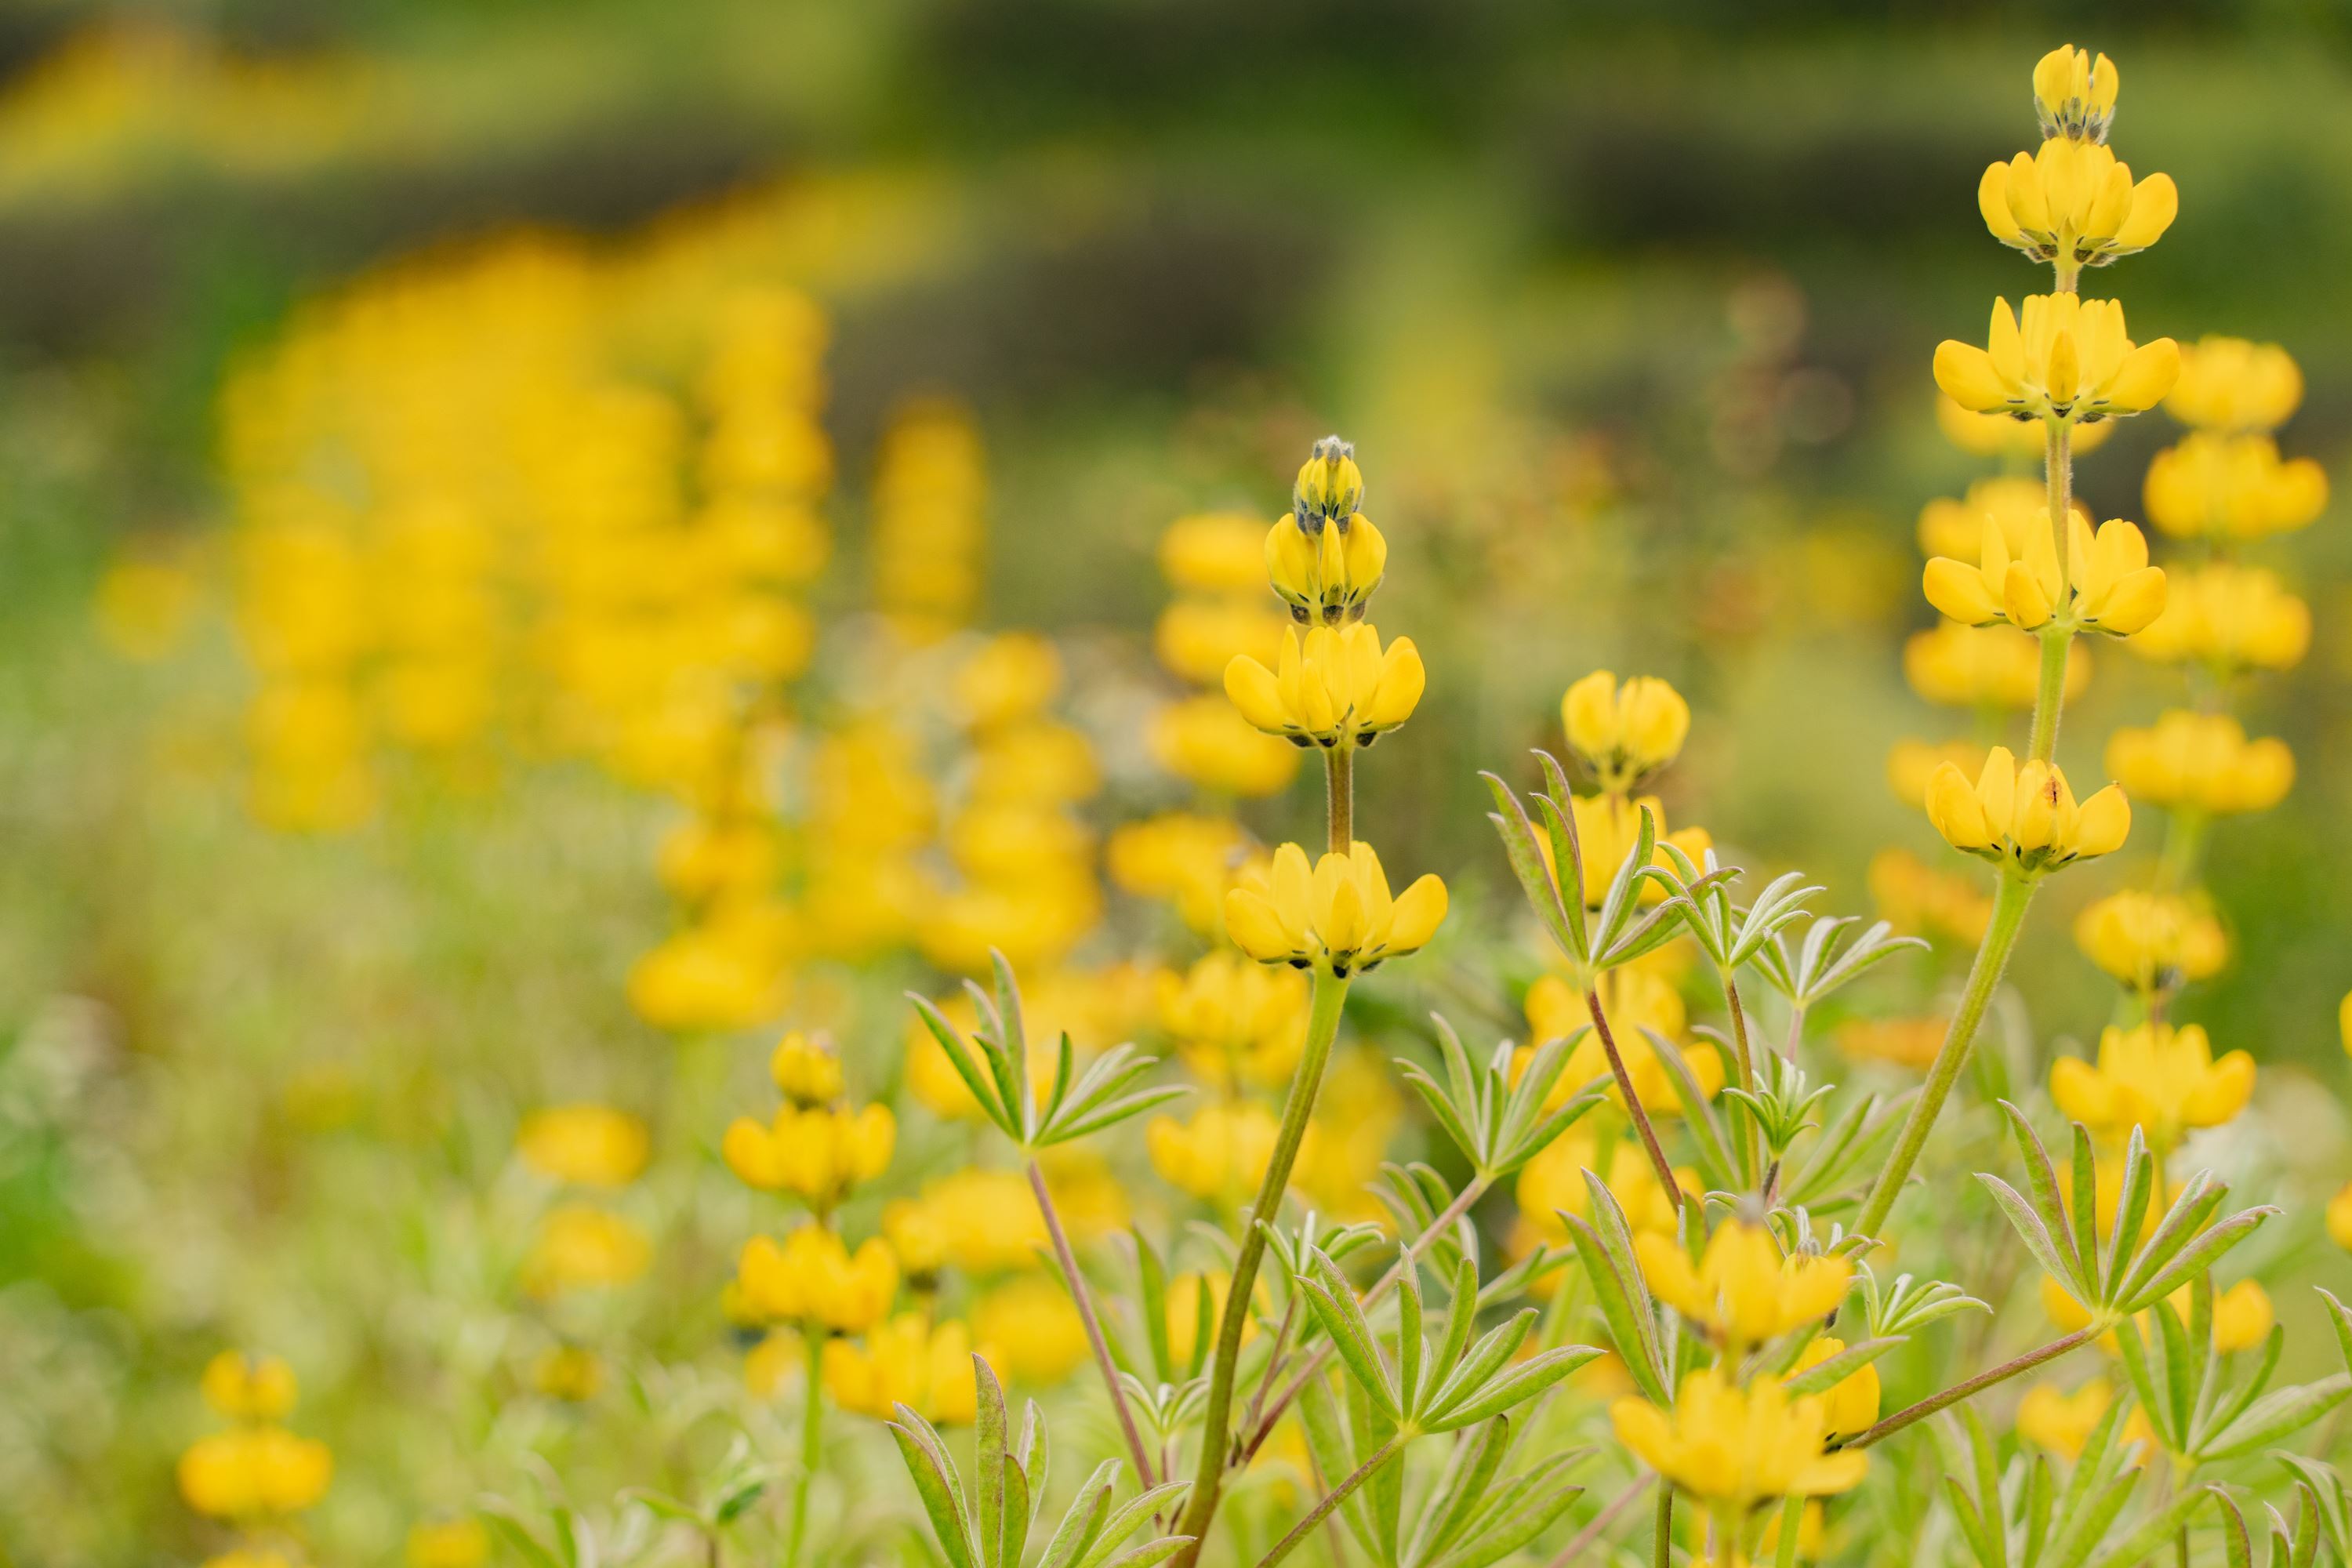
2074;891;2227;993
1934;295;2178;426
723;1102;895;1206
2034;45;2120;142
1904;622;2088;710
1794;1335;1882;1439
1977;137;2176;268
1223;840;1447;975
1294;435;1367;526
1922;510;2165;637
2049;1022;2254;1150
1523;970;1722;1116
2145;432;2328;542
973;1274;1087;1385
952;633;1062;731
2165;336;2305;433
1558;793;1712;907
1886;739;1988;809
1922;746;2130;873
1223;622;1425;748
1835;1017;1947;1072
517;1105;650;1189
823;1313;983;1424
771;1031;845;1106
1868;847;1993;945
1514;1128;1694;1249
1148;1101;1286;1200
2017;1378;2114;1460
1561;671;1690;790
2104;710;2294;815
407;1517;491;1568
1161;512;1272;595
178;1426;334;1519
523;1204;652;1300
1149;694;1301;797
1633;1221;1852;1345
534;1344;603;1403
200;1351;299;1423
1610;1370;1867;1508
2329;1180;2352;1252
1158;949;1308;1090
2126;564;2310;674
735;1225;897;1332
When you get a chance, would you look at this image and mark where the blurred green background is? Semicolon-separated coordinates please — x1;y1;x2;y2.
5;0;2352;1561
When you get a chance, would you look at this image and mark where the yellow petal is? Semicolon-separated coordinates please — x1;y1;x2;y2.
2073;784;2131;858
1935;341;2009;412
2107;338;2181;412
1924;557;2002;624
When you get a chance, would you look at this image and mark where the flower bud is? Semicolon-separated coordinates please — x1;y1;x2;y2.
1292;435;1365;529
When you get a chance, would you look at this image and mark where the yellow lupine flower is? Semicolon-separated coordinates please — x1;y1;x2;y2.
522;1204;652;1300
1916;476;2086;562
2017;1378;2114;1459
973;1273;1087;1385
1922;510;2165;637
516;1105;650;1189
1158;949;1308;1090
1633;1221;1852;1344
723;1102;895;1205
1149;693;1301;797
1146;1101;1286;1200
1834;1016;1947;1072
735;1225;897;1332
1522;969;1722;1115
2074;891;2227;992
2034;45;2120;142
1160;512;1273;595
1978;137;2176;267
178;1426;334;1519
1265;513;1388;627
823;1314;985;1423
1794;1336;1882;1440
1294;435;1366;525
950;633;1062;731
771;1032;845;1106
1557;792;1713;907
1561;670;1690;789
1156;597;1287;684
1923;746;2130;871
200;1351;299;1423
2105;710;2292;815
2144;432;2328;542
1610;1370;1868;1508
2126;564;2310;673
1514;1129;1694;1249
2329;1181;2352;1252
406;1517;492;1568
1887;739;1989;810
1904;622;2088;710
1934;295;2178;425
1222;840;1447;976
1868;847;1994;945
1223;622;1425;748
2165;336;2305;432
626;915;788;1032
2049;1022;2254;1149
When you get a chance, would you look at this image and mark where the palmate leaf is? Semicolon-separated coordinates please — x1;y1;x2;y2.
1401;1016;1603;1181
1559;1173;1670;1403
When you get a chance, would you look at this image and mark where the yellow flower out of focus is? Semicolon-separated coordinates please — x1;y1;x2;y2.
735;1225;896;1332
1886;739;1988;809
1978;136;2175;270
1610;1370;1868;1508
972;1274;1087;1385
1523;969;1722;1116
2126;564;2310;674
2328;1181;2352;1253
1161;512;1272;595
1559;793;1712;907
2165;336;2305;433
950;633;1062;731
1514;1129;1694;1251
96;551;202;660
1923;746;2129;873
2049;1022;2254;1151
2144;432;2327;542
1794;1335;1883;1439
1868;847;1993;945
1835;1016;1947;1072
522;1204;652;1300
1904;622;2088;710
1936;394;2112;459
1916;477;2087;564
407;1517;492;1568
1223;622;1425;749
2074;891;2227;993
1158;949;1308;1090
1149;694;1301;797
2104;710;2293;816
180;1428;334;1520
200;1351;299;1422
1109;811;1250;932
534;1343;603;1403
1148;1100;1285;1200
1561;670;1690;790
1633;1221;1851;1345
1934;295;2178;426
2016;1378;2114;1460
2034;45;2120;143
1922;511;2165;637
1223;840;1446;976
626;919;788;1033
823;1313;982;1424
771;1032;845;1105
724;1102;895;1207
516;1105;650;1189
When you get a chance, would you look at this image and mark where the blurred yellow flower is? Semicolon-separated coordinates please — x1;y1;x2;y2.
1633;1221;1851;1345
1868;847;1992;945
771;1032;844;1106
1922;746;2129;872
1936;394;2111;459
1904;622;2088;710
723;1102;894;1206
1224;622;1425;748
178;1426;333;1519
1223;840;1446;975
626;917;788;1033
517;1105;650;1189
200;1351;299;1423
2145;432;2327;542
1561;671;1690;790
407;1517;491;1568
1558;793;1712;907
523;1204;652;1300
952;633;1062;731
1934;295;2177;425
1834;1016;1946;1072
1161;512;1272;595
1148;1101;1285;1200
1916;477;2082;568
2165;336;2305;432
2329;1181;2352;1252
1156;597;1287;684
1158;949;1308;1090
1523;969;1722;1116
2049;1022;2253;1149
1149;694;1301;797
1108;811;1250;931
823;1313;984;1424
973;1274;1087;1385
2074;891;2227;992
1793;1335;1882;1439
1514;1128;1693;1249
1887;739;1989;808
2127;564;2310;674
2016;1377;2114;1459
533;1344;604;1403
735;1225;896;1332
2104;710;2293;815
1611;1370;1867;1507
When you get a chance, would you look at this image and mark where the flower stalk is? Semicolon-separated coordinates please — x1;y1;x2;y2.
1843;1327;2099;1449
1026;1156;1158;1487
1254;1432;1403;1568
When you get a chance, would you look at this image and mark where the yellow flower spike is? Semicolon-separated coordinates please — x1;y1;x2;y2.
2166;336;2306;433
2329;1181;2352;1252
1610;1369;1867;1509
1221;840;1446;976
1794;1335;1883;1440
1904;622;2089;710
2145;432;2328;542
2074;891;2227;993
771;1031;845;1106
950;633;1063;732
1922;746;2129;873
1561;670;1690;789
2017;1377;2114;1459
1145;1101;1287;1200
2126;564;2310;674
2104;710;2294;815
2049;1022;2255;1150
2065;516;2168;636
722;1102;895;1205
2034;45;2121;143
1979;137;2176;267
1632;1221;1851;1345
516;1105;651;1189
1934;296;2178;425
1223;622;1425;749
735;1225;898;1333
200;1351;299;1423
1265;512;1388;626
1157;949;1308;1090
1148;693;1301;797
178;1426;335;1519
823;1313;985;1424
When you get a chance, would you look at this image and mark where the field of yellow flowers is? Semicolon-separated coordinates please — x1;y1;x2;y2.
9;9;2352;1568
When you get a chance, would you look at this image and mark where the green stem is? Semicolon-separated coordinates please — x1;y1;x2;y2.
787;1330;823;1568
2027;627;2073;763
1254;1433;1403;1568
1773;1494;1804;1568
1171;967;1351;1566
1846;1327;2097;1449
1586;986;1686;1214
1853;871;2037;1241
1026;1158;1157;1487
1540;1472;1653;1568
1721;970;1762;1188
1652;1483;1674;1568
1326;744;1354;853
